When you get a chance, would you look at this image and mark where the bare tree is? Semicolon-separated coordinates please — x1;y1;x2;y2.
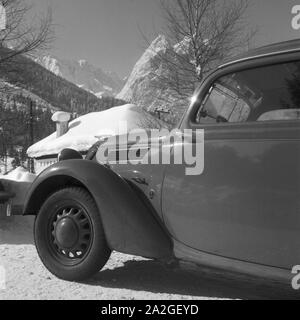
0;0;53;65
0;1;53;167
149;0;256;100
0;0;53;93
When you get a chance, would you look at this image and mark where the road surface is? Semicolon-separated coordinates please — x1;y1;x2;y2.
0;215;298;300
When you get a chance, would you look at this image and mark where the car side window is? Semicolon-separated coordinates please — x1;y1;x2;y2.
196;60;300;124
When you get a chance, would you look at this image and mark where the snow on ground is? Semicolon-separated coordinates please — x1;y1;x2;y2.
0;167;36;182
0;157;14;176
27;104;164;158
0;215;298;300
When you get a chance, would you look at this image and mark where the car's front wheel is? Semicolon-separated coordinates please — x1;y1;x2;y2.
34;187;111;281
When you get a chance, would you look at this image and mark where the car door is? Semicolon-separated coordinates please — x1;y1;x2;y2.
162;59;300;269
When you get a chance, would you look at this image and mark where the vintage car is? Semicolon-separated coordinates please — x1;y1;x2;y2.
2;39;300;282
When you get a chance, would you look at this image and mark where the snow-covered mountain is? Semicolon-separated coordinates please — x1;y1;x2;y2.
117;35;191;124
0;47;126;172
36;56;124;97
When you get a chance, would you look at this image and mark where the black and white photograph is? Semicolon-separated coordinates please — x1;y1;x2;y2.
0;0;300;304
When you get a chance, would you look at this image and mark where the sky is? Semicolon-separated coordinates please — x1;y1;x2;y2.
30;0;300;78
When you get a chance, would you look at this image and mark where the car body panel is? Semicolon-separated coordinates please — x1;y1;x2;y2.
110;162;167;221
162;122;300;269
163;47;300;272
23;160;173;260
173;240;290;281
219;39;300;69
105;131;178;220
0;179;32;216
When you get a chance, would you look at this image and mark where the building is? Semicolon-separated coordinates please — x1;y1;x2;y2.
27;104;165;174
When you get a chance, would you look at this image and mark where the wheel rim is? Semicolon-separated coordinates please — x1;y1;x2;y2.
48;204;93;266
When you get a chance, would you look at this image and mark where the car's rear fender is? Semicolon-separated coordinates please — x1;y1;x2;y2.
24;159;173;260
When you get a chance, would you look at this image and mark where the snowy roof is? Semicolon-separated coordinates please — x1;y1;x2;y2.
27;104;164;158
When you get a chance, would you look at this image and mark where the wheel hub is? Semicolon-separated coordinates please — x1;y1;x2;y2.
50;206;92;261
55;217;79;249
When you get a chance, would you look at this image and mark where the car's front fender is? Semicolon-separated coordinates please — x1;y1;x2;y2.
24;159;173;260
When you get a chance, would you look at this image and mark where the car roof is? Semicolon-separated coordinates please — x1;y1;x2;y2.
219;39;300;69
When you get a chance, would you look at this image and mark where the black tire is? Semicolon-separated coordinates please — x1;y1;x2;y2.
34;187;111;281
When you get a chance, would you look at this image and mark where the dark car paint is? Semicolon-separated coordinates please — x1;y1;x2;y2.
165;48;300;272
23;160;173;260
22;41;300;280
111;48;300;277
219;39;300;69
163;131;300;269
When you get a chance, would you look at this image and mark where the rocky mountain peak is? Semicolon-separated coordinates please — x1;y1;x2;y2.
36;55;124;97
117;35;189;124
